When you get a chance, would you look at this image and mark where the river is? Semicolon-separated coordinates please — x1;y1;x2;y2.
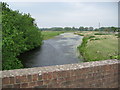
20;33;83;68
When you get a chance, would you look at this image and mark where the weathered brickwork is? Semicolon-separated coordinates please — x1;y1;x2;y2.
1;59;120;88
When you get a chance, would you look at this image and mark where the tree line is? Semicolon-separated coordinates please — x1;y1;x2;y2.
41;26;118;32
2;2;43;70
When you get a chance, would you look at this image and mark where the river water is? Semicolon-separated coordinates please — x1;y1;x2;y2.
20;33;83;68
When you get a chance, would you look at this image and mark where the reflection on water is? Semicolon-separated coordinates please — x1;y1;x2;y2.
19;33;83;68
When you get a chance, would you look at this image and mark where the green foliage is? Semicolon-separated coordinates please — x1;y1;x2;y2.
77;33;84;36
98;27;118;32
78;34;118;62
2;2;42;70
88;36;95;39
110;55;118;59
41;31;64;40
90;38;101;41
88;36;101;41
94;33;111;35
115;33;120;38
78;36;89;60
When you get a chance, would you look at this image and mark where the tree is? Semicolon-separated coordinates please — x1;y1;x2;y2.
84;27;88;31
111;27;117;32
64;27;72;31
79;26;84;31
88;27;93;31
2;2;43;70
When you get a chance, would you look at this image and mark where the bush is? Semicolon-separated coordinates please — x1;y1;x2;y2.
88;36;95;39
78;36;89;60
78;34;84;36
2;3;43;70
115;33;120;38
110;55;119;59
90;38;100;41
94;33;111;35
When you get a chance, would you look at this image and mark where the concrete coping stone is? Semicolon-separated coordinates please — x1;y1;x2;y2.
1;59;119;78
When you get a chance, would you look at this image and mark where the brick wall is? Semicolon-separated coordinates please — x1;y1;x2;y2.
1;59;120;88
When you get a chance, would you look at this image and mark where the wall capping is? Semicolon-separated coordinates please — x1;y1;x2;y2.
1;59;119;78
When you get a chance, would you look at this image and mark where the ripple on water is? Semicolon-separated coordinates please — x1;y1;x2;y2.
20;33;83;68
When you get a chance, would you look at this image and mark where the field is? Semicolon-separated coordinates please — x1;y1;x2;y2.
77;31;119;61
41;31;65;40
41;30;75;40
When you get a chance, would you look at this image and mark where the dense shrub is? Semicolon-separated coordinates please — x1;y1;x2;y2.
2;3;43;70
88;36;95;39
77;36;89;60
94;33;111;35
78;34;84;36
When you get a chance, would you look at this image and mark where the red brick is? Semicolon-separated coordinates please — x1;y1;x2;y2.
57;71;63;78
29;82;37;87
66;70;71;77
71;76;77;81
27;75;32;82
38;75;42;81
37;81;43;86
9;77;15;84
16;75;28;83
74;70;79;76
65;77;72;81
47;72;53;80
14;84;20;88
21;83;28;88
47;84;53;88
57;71;67;78
80;68;88;75
51;78;57;84
42;73;48;80
57;77;65;84
18;76;27;83
2;77;10;85
71;70;76;76
61;81;72;86
2;85;13;88
52;71;58;79
51;83;60;88
43;80;50;85
105;65;111;71
32;74;38;81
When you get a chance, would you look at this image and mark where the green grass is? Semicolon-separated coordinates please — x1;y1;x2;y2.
41;31;65;40
78;33;118;61
94;33;112;35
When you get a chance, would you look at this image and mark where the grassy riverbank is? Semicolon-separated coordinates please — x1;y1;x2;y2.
41;31;65;40
77;31;119;61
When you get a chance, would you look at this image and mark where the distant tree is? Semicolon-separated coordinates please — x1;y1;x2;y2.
104;27;110;33
94;28;99;31
72;27;79;31
72;27;76;31
88;27;93;31
79;26;84;31
64;27;72;31
99;27;105;31
111;27;117;32
53;27;63;31
84;27;88;31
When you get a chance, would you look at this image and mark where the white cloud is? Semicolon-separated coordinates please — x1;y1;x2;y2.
4;2;118;28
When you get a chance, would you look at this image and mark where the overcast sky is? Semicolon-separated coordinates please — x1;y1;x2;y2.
6;2;118;28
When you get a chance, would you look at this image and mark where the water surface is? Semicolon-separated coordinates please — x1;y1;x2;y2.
20;33;83;68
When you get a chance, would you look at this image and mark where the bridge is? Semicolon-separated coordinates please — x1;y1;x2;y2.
1;59;120;88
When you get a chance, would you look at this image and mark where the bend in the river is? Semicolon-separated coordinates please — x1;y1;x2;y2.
20;32;83;68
